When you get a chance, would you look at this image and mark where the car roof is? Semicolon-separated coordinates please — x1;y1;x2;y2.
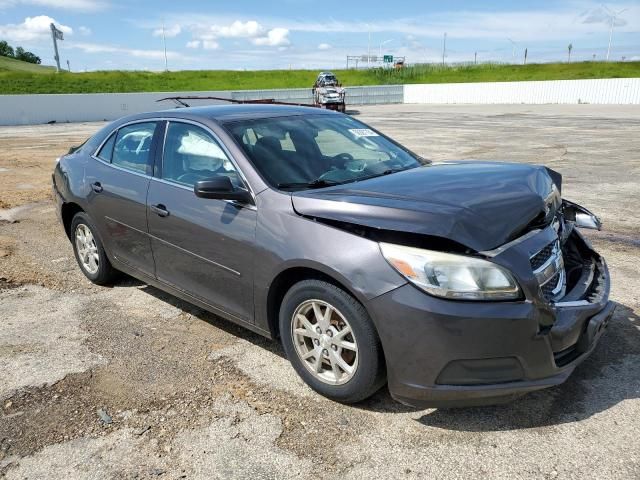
121;104;336;124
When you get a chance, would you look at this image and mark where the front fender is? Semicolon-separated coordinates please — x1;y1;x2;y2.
252;189;405;332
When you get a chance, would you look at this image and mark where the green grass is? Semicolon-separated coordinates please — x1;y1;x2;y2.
0;61;638;94
0;55;55;74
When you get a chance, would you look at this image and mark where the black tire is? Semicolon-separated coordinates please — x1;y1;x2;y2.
279;279;386;404
70;212;118;285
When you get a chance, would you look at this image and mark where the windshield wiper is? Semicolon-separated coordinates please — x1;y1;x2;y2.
277;178;343;190
277;166;417;190
349;165;417;183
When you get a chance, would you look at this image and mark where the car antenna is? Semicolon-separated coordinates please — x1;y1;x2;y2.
156;96;320;109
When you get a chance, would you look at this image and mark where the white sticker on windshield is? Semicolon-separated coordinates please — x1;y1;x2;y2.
349;128;379;137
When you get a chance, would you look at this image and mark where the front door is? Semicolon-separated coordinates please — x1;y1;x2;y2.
85;121;159;276
146;121;256;322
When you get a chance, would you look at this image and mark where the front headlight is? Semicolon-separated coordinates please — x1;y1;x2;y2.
380;243;521;300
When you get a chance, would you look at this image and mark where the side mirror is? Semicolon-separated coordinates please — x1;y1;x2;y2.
194;176;251;203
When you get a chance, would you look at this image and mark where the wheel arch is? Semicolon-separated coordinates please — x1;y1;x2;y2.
61;202;85;239
265;265;372;341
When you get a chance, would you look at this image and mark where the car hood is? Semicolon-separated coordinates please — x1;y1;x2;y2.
291;161;562;252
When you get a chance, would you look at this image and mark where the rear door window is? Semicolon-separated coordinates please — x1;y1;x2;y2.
112;122;156;174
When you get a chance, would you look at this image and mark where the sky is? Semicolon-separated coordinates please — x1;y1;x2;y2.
0;0;638;71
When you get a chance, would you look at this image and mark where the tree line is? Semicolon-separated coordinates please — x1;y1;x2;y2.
0;40;41;64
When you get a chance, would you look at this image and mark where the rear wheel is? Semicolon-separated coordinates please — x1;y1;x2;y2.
279;279;385;403
71;212;118;285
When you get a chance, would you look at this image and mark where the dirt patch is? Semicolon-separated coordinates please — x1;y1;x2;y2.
0;123;103;210
0;277;21;290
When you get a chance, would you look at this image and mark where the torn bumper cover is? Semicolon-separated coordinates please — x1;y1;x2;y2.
365;227;614;408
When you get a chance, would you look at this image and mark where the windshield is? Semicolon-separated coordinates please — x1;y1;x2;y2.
225;114;428;190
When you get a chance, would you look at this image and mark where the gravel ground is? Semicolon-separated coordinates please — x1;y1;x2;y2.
0;104;639;480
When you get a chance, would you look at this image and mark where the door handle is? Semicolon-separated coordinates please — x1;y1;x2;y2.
150;204;170;217
91;182;103;193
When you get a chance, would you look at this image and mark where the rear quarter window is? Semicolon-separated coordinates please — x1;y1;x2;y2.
97;133;115;162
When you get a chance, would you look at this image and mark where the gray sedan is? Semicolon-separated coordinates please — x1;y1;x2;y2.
53;105;613;407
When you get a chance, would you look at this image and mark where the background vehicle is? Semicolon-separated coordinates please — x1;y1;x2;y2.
312;72;346;112
53;105;612;408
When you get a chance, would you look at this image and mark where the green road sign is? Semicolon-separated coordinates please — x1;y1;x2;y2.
383;55;393;63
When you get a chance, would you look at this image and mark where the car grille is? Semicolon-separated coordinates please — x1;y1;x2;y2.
530;242;555;270
541;271;562;299
530;239;566;302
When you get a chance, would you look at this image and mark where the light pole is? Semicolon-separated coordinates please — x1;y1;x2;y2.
367;24;371;69
379;39;395;59
603;6;628;61
161;19;168;72
507;38;517;62
442;32;447;66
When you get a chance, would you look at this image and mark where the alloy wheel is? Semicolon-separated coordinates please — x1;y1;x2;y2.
291;299;359;385
75;223;99;275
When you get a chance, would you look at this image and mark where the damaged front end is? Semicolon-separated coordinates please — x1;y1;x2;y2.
527;199;603;305
289;163;613;406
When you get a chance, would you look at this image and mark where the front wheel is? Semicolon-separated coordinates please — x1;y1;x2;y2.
279;279;386;403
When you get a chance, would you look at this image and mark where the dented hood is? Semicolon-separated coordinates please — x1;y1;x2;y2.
291;161;561;252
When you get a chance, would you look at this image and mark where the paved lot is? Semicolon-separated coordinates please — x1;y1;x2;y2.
0;104;639;479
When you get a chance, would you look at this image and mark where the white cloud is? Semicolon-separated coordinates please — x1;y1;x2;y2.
183;19;290;50
202;40;219;50
0;15;72;43
152;24;181;38
211;20;263;38
252;27;290;46
0;0;107;11
78;26;91;36
268;3;639;41
318;43;331;50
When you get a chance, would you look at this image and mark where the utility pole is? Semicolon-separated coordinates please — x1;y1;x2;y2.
507;38;516;62
367;26;371;69
474;51;477;65
162;20;168;72
604;6;628;61
524;48;528;65
442;32;447;66
50;23;63;72
67;59;71;72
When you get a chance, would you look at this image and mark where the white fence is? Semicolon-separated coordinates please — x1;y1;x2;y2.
404;78;640;105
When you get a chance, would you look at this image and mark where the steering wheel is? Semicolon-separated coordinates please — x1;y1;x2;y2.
332;152;354;168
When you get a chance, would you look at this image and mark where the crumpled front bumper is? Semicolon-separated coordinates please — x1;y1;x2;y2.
366;229;614;408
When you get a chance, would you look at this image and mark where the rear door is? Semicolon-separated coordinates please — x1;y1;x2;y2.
146;120;257;322
85;121;160;276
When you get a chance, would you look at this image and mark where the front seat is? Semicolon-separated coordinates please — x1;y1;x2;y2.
253;136;306;185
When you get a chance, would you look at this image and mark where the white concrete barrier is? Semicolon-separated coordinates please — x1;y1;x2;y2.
1;79;638;126
0;85;403;126
0;90;233;126
404;78;640;105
